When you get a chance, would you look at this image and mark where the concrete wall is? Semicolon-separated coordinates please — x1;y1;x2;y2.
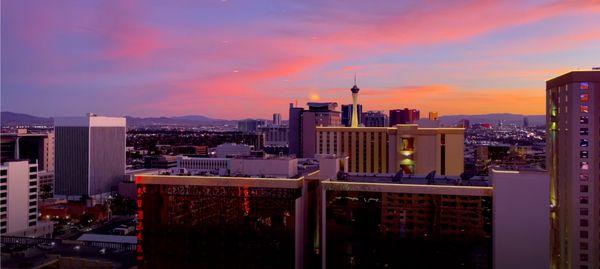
492;169;549;269
230;158;298;178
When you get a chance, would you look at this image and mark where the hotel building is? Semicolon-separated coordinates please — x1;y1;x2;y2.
547;71;600;269
316;124;464;176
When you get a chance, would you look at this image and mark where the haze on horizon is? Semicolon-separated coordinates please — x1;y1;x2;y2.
2;0;600;120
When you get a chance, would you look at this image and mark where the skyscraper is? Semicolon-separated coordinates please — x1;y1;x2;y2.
273;113;282;126
362;110;389;127
547;71;600;269
54;114;126;200
341;104;363;127
389;108;420;126
288;102;341;158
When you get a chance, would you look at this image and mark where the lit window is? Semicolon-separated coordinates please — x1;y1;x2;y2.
580;196;589;204
580;219;588;227
580;93;589;102
580;105;589;113
580;162;589;170
580;139;589;147
580;82;589;90
580;128;588;135
580;185;588;192
580;151;588;158
580;173;589;181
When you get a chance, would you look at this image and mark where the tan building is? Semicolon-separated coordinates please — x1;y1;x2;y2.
316;124;464;176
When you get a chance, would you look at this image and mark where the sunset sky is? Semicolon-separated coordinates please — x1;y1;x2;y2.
2;0;600;119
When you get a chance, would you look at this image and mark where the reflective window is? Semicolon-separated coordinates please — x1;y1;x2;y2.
580;185;588;193
580;208;588;216
580;196;589;204
580;162;589;170
580;139;589;147
580;151;589;158
580;116;588;124
580;93;589;102
580;105;589;113
580;173;589;181
580;82;589;90
580;128;588;135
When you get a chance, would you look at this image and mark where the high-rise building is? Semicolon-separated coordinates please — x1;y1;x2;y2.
288;102;341;158
237;119;264;133
341;104;363;127
547;71;600;269
0;161;53;237
273;113;282;126
389;108;420;126
0;132;54;172
54;114;126;200
523;117;529;128
429;111;439;120
362;111;389;127
316;124;464;176
288;103;305;157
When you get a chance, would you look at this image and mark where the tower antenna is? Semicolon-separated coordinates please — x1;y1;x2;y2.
354;73;357;85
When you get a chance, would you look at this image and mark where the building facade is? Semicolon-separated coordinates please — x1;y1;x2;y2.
214;143;252;158
0;161;53;237
362;111;389;127
230;157;298;178
273;113;282;126
259;125;289;147
389;108;420;126
341;104;363;127
289;102;341;158
316;125;464;176
136;176;305;269
54;114;126;200
547;71;600;269
0;132;54;172
175;156;231;176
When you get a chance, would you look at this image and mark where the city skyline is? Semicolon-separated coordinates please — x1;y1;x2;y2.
2;1;600;119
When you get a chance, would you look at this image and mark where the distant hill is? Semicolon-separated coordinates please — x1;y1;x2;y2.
0;111;53;126
438;113;545;127
1;112;235;127
125;115;235;126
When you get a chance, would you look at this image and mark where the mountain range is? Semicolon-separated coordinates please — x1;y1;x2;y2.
1;111;546;127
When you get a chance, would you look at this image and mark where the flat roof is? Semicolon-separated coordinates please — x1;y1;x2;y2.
546;70;600;88
77;234;137;244
136;174;303;189
322;180;492;196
